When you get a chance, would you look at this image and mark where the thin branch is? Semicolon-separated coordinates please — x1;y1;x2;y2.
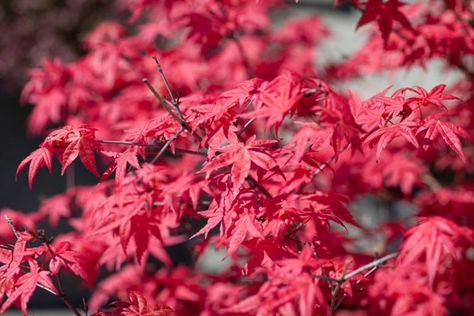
5;215;19;239
150;127;185;164
146;63;271;198
143;78;182;124
231;33;254;78
97;139;147;146
97;139;206;156
172;148;206;156
4;219;82;315
313;252;398;284
304;88;322;97
66;164;75;190
313;274;338;282
342;252;398;281
57;292;83;316
312;143;350;178
330;261;350;313
40;237;83;316
152;57;177;107
151;57;188;123
81;297;89;316
313;252;398;313
144;77;202;142
334;293;347;312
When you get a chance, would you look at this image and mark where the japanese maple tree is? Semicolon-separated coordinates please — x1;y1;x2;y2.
2;0;474;315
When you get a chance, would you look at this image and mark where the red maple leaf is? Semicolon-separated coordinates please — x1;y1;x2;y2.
227;213;264;256
58;128;102;176
0;260;57;315
16;147;53;189
402;84;459;111
201;136;278;192
357;0;413;43
122;292;175;316
287;122;332;161
93;193;162;263
398;217;474;287
102;149;141;183
49;241;99;285
417;115;471;162
243;71;303;131
365;122;419;160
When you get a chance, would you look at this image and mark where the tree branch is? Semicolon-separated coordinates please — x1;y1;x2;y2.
145;58;272;199
143;78;183;124
314;252;398;284
150;127;185;164
5;219;82;316
5;215;19;239
143;77;202;142
230;33;254;78
38;234;83;316
97;139;206;156
331;261;350;313
152;57;177;106
342;252;398;281
152;56;186;121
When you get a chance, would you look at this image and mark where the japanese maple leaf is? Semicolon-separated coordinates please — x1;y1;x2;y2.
16;146;53;189
219;78;263;109
403;84;459;110
243;71;303;131
380;152;426;194
0;260;57;316
357;0;413;43
0;235;27;282
287;122;332;161
365;122;419;160
21;59;70;134
190;205;224;240
417;115;471;162
200;136;278;191
225;264;327;316
398;217;474;287
39;126;102;176
59;128;101;176
304;192;360;227
122;292;176;316
369;264;448;316
49;241;99;285
102;150;141;183
227;213;264;256
94;194;162;263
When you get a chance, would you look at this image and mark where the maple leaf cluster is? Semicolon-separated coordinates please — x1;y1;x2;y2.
2;0;474;315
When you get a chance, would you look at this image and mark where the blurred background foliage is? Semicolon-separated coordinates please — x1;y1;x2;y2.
0;0;123;91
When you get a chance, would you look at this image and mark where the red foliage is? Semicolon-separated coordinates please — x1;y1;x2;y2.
3;0;474;315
